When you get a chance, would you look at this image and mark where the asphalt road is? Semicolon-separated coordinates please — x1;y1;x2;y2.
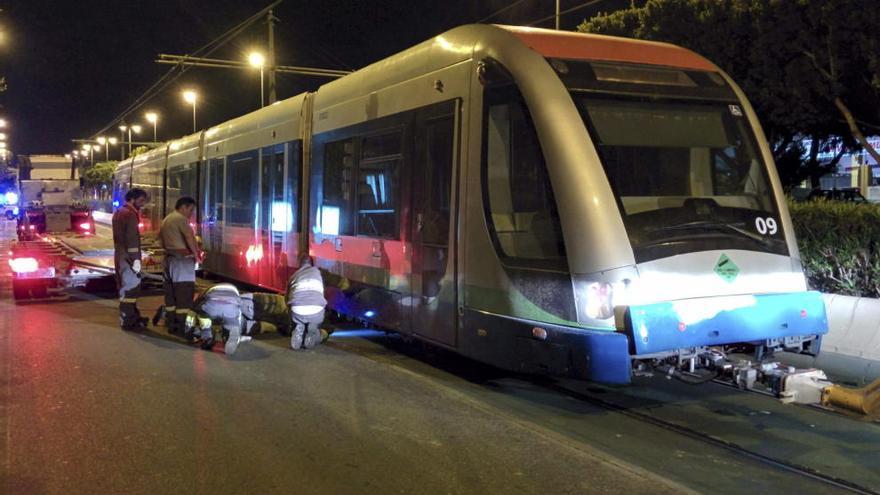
0;220;876;494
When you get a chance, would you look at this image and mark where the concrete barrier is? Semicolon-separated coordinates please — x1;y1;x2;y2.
781;294;880;386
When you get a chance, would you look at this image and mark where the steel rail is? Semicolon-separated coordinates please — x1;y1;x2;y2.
540;380;879;495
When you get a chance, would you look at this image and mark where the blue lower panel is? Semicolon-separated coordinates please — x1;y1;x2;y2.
625;291;828;356
461;309;632;384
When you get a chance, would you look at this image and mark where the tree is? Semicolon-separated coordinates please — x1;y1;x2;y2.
579;0;880;188
130;146;149;158
83;161;116;200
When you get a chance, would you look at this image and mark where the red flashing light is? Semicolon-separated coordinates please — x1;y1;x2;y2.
9;257;39;273
137;222;144;229
28;225;35;230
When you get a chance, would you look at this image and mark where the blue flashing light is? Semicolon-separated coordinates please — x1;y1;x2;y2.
12;206;19;215
2;191;14;205
112;200;120;208
364;310;376;318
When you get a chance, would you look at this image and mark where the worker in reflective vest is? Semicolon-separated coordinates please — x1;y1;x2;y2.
184;283;251;356
287;254;327;350
158;196;202;335
112;188;148;330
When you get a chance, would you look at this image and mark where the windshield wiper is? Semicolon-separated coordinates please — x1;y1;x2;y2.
647;220;775;245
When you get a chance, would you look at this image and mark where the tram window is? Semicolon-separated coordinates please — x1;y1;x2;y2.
166;162;198;215
421;116;454;245
356;159;399;238
362;132;401;159
484;92;566;265
137;162;163;231
260;144;285;232
204;158;224;224
226;150;259;226
321;139;354;235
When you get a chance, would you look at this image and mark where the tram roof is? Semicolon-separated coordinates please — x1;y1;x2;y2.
314;24;716;107
500;25;715;71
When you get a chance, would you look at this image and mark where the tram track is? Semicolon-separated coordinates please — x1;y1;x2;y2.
541;379;879;495
326;329;879;494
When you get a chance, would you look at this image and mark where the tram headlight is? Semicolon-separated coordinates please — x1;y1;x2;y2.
574;276;633;324
584;282;614;320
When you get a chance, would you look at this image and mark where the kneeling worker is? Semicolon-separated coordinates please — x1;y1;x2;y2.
287;254;327;350
186;283;251;355
159;196;203;334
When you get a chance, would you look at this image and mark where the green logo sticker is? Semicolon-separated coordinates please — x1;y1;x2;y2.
714;254;739;283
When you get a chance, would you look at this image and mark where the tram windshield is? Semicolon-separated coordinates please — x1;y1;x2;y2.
556;60;788;263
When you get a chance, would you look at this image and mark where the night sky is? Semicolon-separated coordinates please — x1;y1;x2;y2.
1;0;628;155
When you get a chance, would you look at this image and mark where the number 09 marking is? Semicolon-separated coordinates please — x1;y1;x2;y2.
755;217;777;235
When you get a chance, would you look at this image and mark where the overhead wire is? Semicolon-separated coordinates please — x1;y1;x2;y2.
477;0;531;24
89;1;282;140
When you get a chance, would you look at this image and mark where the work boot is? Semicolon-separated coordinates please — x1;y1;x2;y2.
199;335;215;351
166;312;181;335
303;324;321;350
120;303;142;331
151;305;165;327
224;332;252;356
290;324;305;350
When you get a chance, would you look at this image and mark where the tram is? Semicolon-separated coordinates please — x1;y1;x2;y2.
114;25;827;383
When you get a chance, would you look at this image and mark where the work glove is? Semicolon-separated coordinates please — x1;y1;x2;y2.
132;259;142;274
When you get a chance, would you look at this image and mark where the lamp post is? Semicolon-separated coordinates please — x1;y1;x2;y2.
127;125;142;157
118;125;127;160
97;137;108;161
555;0;560;29
145;111;158;142
248;52;266;108
183;90;198;133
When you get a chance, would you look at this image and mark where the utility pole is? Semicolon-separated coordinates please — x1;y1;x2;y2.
555;0;560;29
267;9;278;104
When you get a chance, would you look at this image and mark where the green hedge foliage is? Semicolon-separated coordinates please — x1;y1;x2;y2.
788;200;880;297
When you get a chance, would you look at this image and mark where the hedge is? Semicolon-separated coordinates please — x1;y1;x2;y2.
788;200;880;297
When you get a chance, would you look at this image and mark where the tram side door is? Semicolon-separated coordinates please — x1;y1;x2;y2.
410;102;459;347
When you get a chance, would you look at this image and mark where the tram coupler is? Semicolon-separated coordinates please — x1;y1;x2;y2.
705;355;879;416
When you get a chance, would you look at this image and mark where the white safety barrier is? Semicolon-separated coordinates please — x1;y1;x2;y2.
782;294;880;386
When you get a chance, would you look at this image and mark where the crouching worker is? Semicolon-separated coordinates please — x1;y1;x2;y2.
184;283;251;356
287;254;327;350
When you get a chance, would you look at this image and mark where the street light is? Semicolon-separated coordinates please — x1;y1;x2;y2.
0;119;6;128
248;51;266;108
0;133;6;140
183;90;197;133
145;111;158;142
